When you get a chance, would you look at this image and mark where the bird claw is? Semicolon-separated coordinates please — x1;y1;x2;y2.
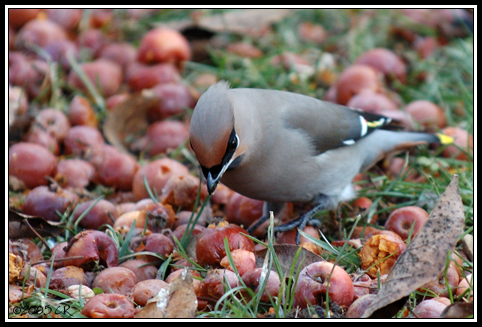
246;215;268;235
273;214;321;245
247;195;330;245
274;196;330;245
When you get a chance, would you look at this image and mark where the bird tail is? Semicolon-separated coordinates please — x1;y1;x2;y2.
359;111;454;146
359;130;454;172
394;131;454;147
435;132;454;145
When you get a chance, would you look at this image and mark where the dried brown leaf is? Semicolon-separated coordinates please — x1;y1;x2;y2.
362;174;465;318
135;269;196;318
255;244;324;278
154;9;292;62
8;209;63;240
103;90;160;154
9;284;35;304
440;302;474;318
158;9;291;36
134;295;165;318
164;269;197;318
8;106;37;145
461;234;473;261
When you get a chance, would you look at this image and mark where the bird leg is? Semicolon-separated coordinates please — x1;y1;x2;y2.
273;194;331;245
246;202;283;235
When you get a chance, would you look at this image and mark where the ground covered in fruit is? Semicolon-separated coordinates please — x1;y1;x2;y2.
8;8;473;319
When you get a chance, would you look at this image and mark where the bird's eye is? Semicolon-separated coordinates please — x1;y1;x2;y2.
227;137;237;152
226;128;238;153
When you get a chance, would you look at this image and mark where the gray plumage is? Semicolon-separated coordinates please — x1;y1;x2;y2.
189;81;446;240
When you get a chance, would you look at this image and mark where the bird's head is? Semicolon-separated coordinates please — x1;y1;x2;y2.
189;81;245;194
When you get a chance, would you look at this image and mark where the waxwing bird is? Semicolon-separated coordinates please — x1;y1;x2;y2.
189;81;452;243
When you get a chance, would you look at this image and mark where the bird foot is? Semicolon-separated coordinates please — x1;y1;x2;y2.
274;196;331;245
247;196;331;245
246;216;268;235
246;202;284;235
273;213;321;245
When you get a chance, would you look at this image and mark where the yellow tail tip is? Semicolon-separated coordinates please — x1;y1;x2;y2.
436;133;454;145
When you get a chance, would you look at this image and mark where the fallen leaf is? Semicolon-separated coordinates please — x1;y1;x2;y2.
9;284;35;304
164;269;197;318
158;9;291;37
8;106;37;145
362;174;465;318
134;291;167;318
135;269;196;318
461;234;473;261
154;9;292;63
103;90;160;154
8;209;63;240
255;244;324;278
440;302;474;318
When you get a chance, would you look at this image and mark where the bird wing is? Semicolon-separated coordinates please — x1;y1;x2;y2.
282;98;393;155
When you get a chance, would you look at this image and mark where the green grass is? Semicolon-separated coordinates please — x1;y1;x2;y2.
8;8;473;319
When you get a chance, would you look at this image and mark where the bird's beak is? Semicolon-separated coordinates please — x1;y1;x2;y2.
206;171;220;195
203;132;240;195
206;156;236;195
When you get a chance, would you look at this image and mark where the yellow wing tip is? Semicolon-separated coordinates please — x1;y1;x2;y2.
436;133;454;145
366;121;382;128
